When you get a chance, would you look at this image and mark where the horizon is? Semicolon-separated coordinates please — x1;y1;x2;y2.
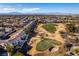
0;3;79;14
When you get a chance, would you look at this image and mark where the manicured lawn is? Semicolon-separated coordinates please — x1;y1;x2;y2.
42;23;56;33
36;38;61;51
36;38;53;51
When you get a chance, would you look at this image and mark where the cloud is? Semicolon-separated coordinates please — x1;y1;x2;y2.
0;8;15;11
22;8;40;11
0;7;40;13
19;8;40;13
0;7;17;13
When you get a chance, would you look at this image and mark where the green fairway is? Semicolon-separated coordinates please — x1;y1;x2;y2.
42;23;56;33
51;39;62;45
36;38;61;51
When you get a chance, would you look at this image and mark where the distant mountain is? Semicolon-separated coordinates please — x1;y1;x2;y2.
0;12;79;16
8;12;22;15
0;12;23;15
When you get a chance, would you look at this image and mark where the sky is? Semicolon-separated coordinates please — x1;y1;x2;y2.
0;3;79;14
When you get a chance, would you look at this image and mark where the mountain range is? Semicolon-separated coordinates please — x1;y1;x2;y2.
0;12;79;16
